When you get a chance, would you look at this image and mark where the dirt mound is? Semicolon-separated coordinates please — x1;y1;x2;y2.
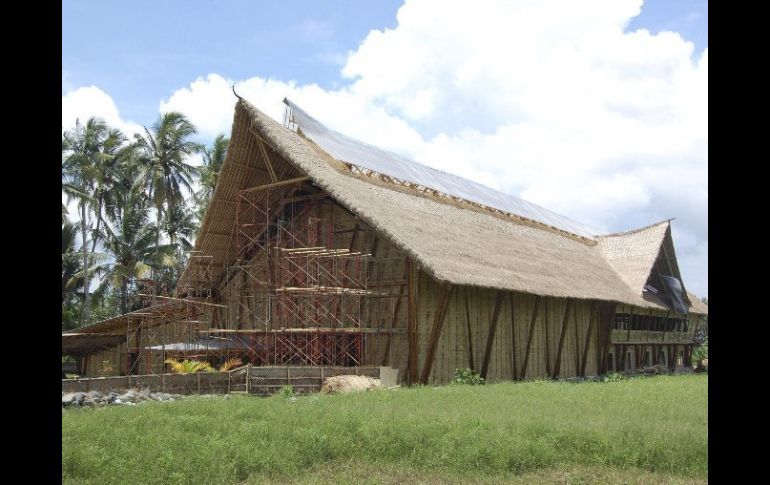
320;375;382;394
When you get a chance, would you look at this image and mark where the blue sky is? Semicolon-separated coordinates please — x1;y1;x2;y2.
63;0;402;123
63;0;707;133
62;0;708;297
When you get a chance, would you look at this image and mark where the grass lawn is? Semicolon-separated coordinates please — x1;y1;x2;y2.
62;374;707;484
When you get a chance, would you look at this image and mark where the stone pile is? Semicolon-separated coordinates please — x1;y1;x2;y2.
61;388;185;407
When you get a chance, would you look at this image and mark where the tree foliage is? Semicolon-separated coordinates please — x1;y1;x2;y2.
61;113;206;330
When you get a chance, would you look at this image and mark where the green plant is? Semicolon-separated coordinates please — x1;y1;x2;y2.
450;368;485;385
164;358;213;374
692;338;708;363
278;385;294;398
601;372;627;383
218;357;243;372
62;375;708;483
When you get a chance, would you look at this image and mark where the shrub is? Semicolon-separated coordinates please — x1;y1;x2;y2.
278;385;294;398
218;358;243;372
601;372;627;382
164;359;214;374
692;338;708;363
450;368;485;385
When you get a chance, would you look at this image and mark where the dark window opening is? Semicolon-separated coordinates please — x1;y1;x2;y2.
614;313;691;333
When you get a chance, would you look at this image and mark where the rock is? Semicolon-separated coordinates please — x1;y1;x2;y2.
120;389;138;401
60;387;198;407
62;393;78;406
152;392;173;401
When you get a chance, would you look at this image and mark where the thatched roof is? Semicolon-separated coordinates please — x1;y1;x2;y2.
597;221;670;293
285;99;600;240
686;292;708;315
175;98;706;315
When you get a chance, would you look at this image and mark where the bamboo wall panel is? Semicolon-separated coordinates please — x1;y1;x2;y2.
416;276;601;384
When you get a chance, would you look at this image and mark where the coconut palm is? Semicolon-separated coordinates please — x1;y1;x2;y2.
62;220;83;307
195;134;229;221
62;118;115;325
93;186;176;314
87;128;132;256
163;203;198;252
133;112;201;289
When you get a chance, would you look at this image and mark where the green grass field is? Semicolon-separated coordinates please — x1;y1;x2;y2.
62;374;708;484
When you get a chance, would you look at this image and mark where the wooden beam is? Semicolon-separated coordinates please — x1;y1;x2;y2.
135;294;228;308
519;295;542;380
252;131;278;182
465;289;475;371
240;176;311;193
544;298;550;376
480;290;506;379
619;344;626;370
407;259;419;385
625;305;635;341
419;283;454;384
381;264;407;366
580;302;598;376
510;292;517;380
228;159;269;173
281;193;328;204
597;303;616;374
670;345;677;368
552;298;574;378
573;300;580;374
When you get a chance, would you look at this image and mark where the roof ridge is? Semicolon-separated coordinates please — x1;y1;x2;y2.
599;219;673;238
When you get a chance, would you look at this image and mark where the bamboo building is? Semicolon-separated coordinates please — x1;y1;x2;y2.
62;97;708;383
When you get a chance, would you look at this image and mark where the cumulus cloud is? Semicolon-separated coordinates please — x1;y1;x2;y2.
72;0;710;295
61;86;143;136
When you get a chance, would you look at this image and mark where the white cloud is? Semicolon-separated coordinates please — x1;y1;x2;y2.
61;86;143;136
157;0;707;296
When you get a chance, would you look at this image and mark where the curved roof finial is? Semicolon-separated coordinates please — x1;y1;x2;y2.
232;84;243;101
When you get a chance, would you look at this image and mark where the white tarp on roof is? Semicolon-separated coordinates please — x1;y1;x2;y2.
283;98;600;239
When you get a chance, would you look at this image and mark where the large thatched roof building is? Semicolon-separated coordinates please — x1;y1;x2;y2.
63;97;707;383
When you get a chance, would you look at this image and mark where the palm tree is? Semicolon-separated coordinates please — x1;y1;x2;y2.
62;118;114;326
62;220;83;308
63;219;108;329
134;112;200;290
87;128;131;258
195;134;229;221
163;203;198;251
94;186;176;314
